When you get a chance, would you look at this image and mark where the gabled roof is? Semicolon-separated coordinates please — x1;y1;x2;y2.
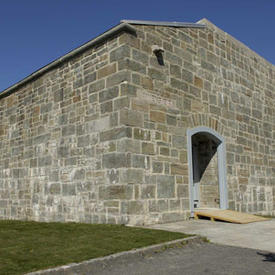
1;20;204;98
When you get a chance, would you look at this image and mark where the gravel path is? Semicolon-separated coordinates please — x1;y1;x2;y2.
93;242;275;275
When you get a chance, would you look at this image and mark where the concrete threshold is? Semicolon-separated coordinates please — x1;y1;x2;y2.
27;236;203;275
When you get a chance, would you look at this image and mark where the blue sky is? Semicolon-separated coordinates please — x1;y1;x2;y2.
0;0;274;92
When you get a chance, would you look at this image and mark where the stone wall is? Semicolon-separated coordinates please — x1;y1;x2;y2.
0;32;137;224
0;19;274;225
125;19;275;221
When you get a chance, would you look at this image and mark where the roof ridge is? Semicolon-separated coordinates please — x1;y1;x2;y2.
120;19;205;28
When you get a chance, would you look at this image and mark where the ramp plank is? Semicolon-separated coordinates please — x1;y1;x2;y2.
194;209;269;224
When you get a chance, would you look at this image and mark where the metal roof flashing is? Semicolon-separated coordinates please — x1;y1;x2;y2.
121;19;206;28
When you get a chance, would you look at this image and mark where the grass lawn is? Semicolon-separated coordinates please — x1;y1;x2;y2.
0;220;190;275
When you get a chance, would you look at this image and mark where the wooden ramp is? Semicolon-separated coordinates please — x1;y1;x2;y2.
194;209;269;224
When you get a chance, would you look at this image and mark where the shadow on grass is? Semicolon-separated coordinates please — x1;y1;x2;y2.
257;252;275;262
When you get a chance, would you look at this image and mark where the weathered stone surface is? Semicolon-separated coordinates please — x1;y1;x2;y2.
120;169;144;184
148;68;166;81
102;153;131;168
57;146;69;158
99;87;119;102
152;161;163;173
121;201;144;214
118;59;147;74
100;101;113;113
120;109;143;127
141;185;156;199
171;164;188;175
110;45;130;62
157;175;175;198
133;128;151;140
62;184;76;196
62;125;75;136
132;154;150;169
84;72;96;84
49;183;61;195
89;79;105;93
98;185;133;200
106;71;131;87
100;127;132;141
38;156;52;167
150;111;166;123
98;63;116;79
117;139;141;153
33;134;51;145
172;135;185;149
73;169;86;180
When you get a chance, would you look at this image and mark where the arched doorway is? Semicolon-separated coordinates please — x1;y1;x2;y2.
187;126;228;217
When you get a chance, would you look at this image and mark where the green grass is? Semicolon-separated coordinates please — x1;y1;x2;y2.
0;220;189;275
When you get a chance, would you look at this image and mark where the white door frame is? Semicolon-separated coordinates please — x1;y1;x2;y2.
187;126;228;217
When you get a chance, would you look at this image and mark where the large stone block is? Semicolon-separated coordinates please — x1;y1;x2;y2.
62;184;76;196
87;116;110;132
98;185;133;200
99;86;119;103
121;201;145;215
132;154;150;169
141;185;156;199
117;138;141;153
89;79;105;93
152;161;163;173
98;63;116;79
62;125;75;136
149;200;168;212
57;146;69;158
150;111;166;123
110;45;130;62
120;109;143;127
102;153;131;168
172;135;185;149
162;212;185;223
120;169;144;184
49;183;61;195
77;135;91;147
148;68;166;81
84;72;96;84
171;164;188;176
133;128;151;140
100;101;113;113
33;134;51;145
157;175;175;198
170;78;188;91
142;142;155;155
132;49;149;64
182;69;193;83
118;59;146;74
73;168;86;180
106;71;131;88
100;127;132;141
38;156;52;167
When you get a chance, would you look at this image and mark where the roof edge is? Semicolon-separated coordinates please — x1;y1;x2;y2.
0;22;136;99
121;19;205;28
197;18;275;67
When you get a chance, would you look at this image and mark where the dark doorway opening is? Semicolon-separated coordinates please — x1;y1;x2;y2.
192;133;221;209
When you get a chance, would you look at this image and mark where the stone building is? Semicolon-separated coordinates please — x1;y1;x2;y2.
0;19;274;225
